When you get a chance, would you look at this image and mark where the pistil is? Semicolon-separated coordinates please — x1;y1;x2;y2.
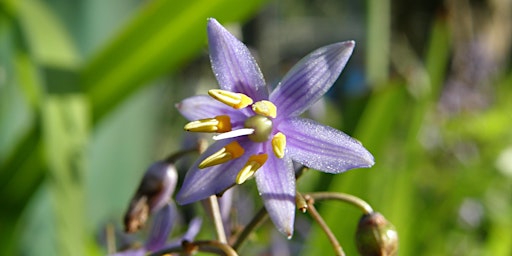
244;115;273;142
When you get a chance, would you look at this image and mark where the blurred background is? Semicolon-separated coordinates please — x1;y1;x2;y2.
1;0;511;255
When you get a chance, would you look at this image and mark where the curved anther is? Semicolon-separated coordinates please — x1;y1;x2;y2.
236;154;268;184
184;115;231;133
199;141;245;168
209;89;253;109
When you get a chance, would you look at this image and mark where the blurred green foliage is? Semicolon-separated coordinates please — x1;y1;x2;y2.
1;0;511;255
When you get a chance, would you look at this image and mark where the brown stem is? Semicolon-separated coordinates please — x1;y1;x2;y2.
149;240;238;256
195;240;239;256
306;191;374;214
304;195;345;256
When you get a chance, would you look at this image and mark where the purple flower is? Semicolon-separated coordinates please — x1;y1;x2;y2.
176;18;374;237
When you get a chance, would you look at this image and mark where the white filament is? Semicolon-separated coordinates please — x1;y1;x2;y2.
213;128;254;140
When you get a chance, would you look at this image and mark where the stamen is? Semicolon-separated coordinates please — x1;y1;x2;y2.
271;132;286;158
184;115;231;133
199;141;245;169
236;154;268;184
209;89;253;109
212;128;254;140
252;100;277;118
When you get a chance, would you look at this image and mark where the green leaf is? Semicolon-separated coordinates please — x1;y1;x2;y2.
81;0;266;123
42;94;89;256
17;0;80;68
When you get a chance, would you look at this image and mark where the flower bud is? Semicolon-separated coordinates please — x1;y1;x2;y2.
124;161;178;233
355;212;398;256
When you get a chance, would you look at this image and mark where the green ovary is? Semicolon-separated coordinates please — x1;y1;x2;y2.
244;115;273;142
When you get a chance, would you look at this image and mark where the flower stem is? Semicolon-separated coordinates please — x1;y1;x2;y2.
105;223;116;254
206;195;228;243
148;245;183;256
306;192;374;214
304;194;345;256
194;240;239;256
164;141;205;163
231;206;268;251
149;240;239;256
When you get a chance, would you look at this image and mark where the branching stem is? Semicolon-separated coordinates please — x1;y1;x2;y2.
304;194;345;256
231;206;268;251
306;191;374;214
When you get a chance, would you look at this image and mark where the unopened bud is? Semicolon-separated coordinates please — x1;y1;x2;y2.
355;212;398;256
124;161;177;233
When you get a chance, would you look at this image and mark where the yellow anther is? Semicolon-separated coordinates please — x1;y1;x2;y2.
184;115;231;133
271;132;286;158
199;141;244;169
236;154;268;184
208;89;253;109
252;100;277;118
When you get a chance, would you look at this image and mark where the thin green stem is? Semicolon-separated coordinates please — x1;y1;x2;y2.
306;192;374;214
305;195;345;256
106;223;116;254
231;206;268;251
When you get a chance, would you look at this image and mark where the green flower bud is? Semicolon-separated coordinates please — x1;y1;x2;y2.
355;212;398;256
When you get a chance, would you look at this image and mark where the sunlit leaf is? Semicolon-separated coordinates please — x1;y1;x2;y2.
81;0;266;123
17;0;80;67
42;94;89;256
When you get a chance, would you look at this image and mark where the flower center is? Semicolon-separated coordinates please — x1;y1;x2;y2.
183;89;287;183
244;115;273;142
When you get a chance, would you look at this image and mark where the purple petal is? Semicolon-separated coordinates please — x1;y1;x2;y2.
270;41;355;117
176;95;245;122
145;203;176;251
181;217;203;242
207;18;268;100
176;138;260;204
218;187;234;236
110;248;145;256
165;217;203;249
255;153;295;238
278;117;374;173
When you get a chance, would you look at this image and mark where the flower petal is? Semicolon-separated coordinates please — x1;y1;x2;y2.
270;41;355;117
176;95;245;122
165;217;203;249
176;138;259;204
207;18;268;100
145;203;176;251
110;248;145;256
255;153;295;238
278;117;374;173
